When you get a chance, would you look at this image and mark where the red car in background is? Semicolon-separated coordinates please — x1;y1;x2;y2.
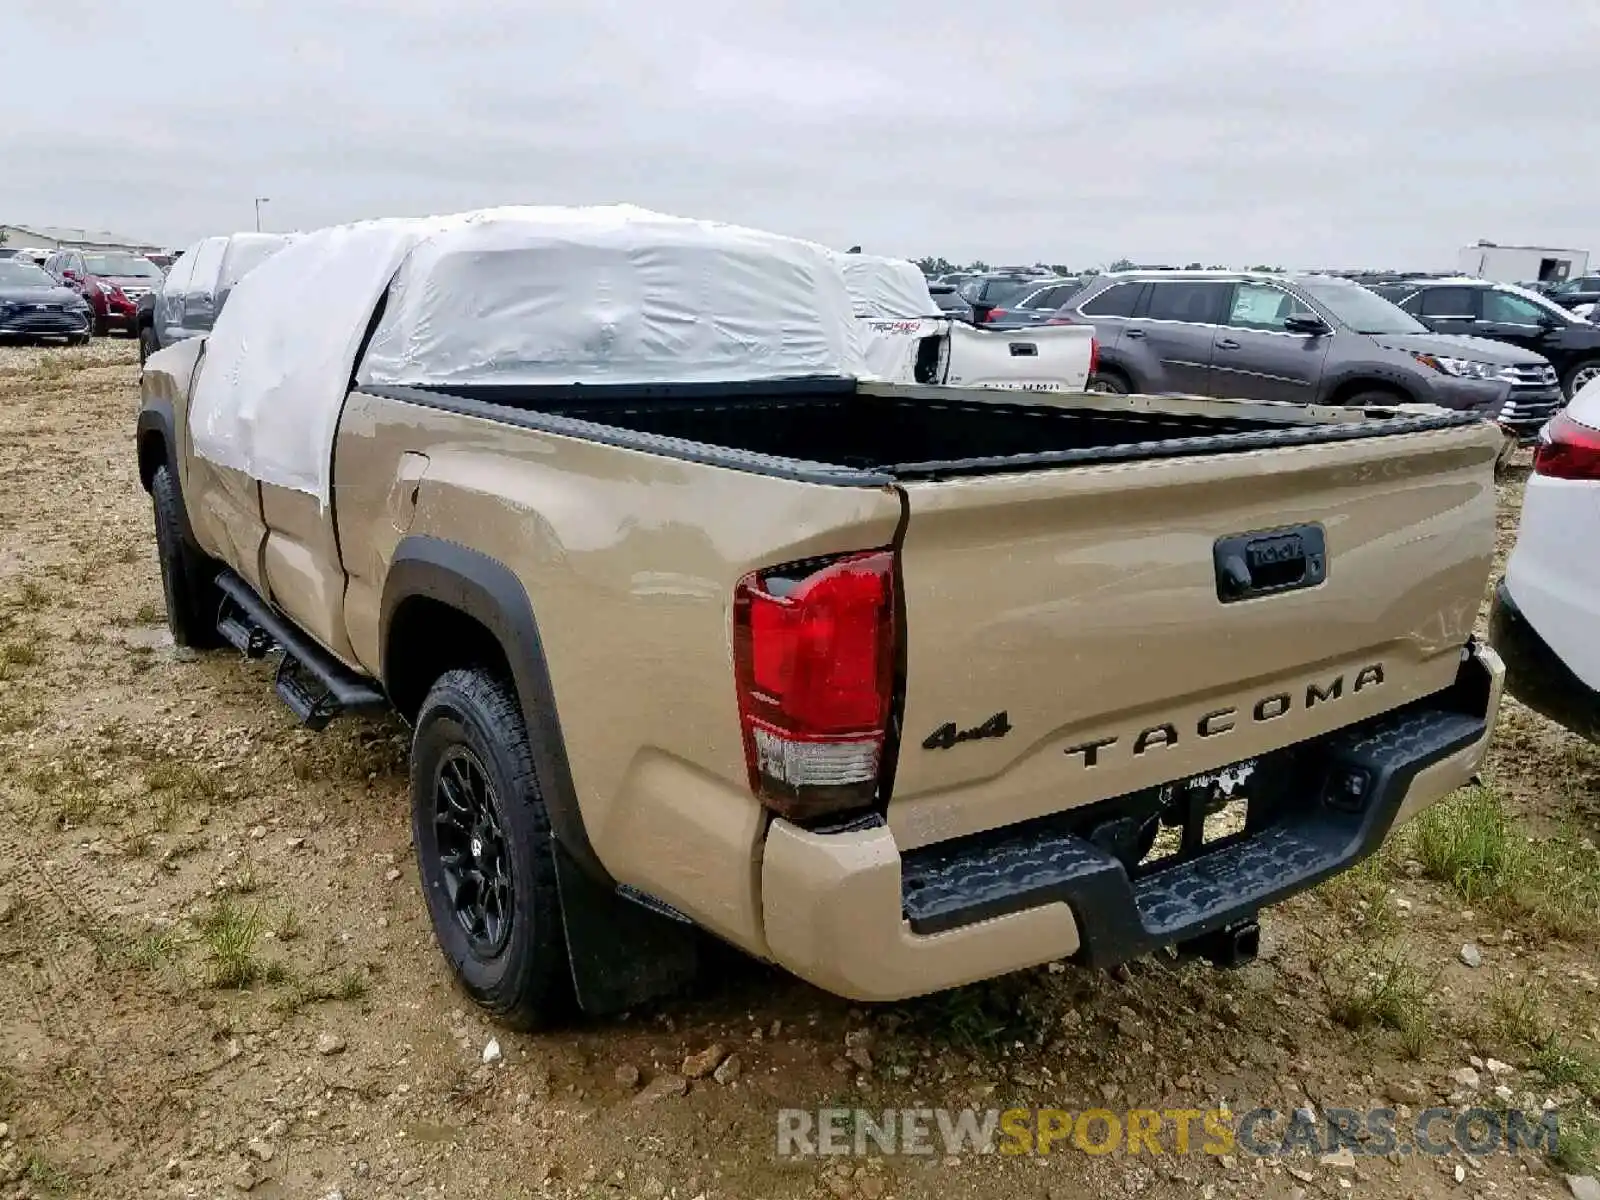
42;249;164;336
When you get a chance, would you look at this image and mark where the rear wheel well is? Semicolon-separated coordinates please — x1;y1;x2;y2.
385;596;515;723
138;430;167;492
1326;378;1413;407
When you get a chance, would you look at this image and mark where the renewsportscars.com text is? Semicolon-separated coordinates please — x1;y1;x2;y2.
777;1105;1562;1159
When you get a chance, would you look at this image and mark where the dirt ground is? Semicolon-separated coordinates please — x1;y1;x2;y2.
0;339;1597;1200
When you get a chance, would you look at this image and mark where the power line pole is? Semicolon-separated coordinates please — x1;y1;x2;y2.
254;197;270;232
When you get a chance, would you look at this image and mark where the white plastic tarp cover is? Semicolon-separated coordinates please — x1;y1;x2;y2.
837;253;938;318
191;205;871;505
357;205;866;391
189;216;454;503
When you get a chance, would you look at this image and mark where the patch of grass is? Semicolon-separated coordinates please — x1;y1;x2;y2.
1414;784;1522;900
1318;946;1435;1058
276;907;303;942
1317;847;1398;936
198;900;264;989
24;752;103;828
1502;835;1600;940
0;692;42;735
0;635;45;680
1551;1109;1600;1173
9;579;51;612
1488;979;1552;1048
893;973;1060;1057
223;857;261;896
145;760;224;828
127;929;182;972
1530;1044;1600;1098
1411;783;1600;939
31;348;92;381
23;1152;73;1196
335;966;369;1000
132;600;163;625
270;967;369;1016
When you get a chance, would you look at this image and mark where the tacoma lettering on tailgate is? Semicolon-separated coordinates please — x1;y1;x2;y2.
1063;664;1385;768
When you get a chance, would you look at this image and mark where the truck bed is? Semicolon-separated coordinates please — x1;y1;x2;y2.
362;378;1483;484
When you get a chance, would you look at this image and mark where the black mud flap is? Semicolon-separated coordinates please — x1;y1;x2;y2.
553;842;699;1015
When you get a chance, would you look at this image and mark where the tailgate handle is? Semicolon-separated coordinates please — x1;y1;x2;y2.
1213;524;1327;603
1009;342;1038;356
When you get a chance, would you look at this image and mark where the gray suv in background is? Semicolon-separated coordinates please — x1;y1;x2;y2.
1058;271;1563;439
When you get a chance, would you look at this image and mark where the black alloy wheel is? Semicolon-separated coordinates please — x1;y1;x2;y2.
433;746;514;958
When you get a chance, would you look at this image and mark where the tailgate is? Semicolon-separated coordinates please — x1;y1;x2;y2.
888;421;1501;849
943;322;1093;391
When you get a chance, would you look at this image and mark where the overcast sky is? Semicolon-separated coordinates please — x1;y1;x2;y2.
6;0;1596;269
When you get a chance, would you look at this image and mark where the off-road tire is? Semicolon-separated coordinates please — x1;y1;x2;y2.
150;464;221;648
411;668;568;1029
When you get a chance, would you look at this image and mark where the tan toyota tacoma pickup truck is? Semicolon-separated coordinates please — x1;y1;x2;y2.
135;207;1504;1027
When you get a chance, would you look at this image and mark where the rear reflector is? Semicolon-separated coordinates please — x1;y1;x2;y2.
733;550;897;821
1534;410;1600;480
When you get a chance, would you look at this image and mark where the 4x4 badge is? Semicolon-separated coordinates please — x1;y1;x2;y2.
923;711;1012;751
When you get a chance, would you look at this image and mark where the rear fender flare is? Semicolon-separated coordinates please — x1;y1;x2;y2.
379;536;610;885
135;399;201;548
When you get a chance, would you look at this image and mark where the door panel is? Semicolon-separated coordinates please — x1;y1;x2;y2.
1477;289;1562;357
1209;281;1332;402
260;483;359;663
186;459;268;595
176;347;268;593
1123;320;1215;394
1126;280;1229;394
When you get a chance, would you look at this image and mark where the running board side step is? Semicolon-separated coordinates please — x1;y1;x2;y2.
214;571;388;731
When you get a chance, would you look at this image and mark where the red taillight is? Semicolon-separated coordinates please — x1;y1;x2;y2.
1533;410;1600;480
1088;336;1099;379
733;550;898;821
982;308;1006;324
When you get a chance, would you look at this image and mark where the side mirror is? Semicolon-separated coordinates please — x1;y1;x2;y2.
1283;313;1330;336
1538;314;1563;333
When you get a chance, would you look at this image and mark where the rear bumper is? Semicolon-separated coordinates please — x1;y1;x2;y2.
1490;581;1599;742
760;644;1501;1002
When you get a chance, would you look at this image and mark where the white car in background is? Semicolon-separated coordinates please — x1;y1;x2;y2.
1490;378;1600;741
